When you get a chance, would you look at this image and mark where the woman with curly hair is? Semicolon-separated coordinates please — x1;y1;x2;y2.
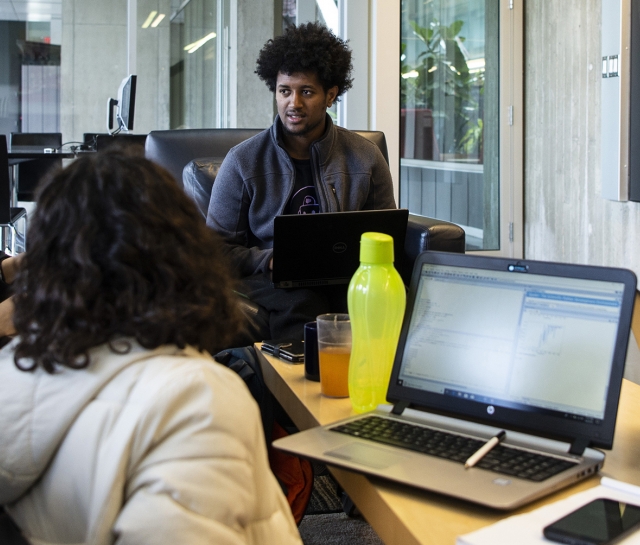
205;22;396;341
0;149;303;545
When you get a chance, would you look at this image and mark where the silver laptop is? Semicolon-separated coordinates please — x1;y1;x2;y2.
273;251;637;510
271;209;408;288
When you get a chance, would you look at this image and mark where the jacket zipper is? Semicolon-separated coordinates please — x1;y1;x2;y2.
310;139;339;211
329;185;338;210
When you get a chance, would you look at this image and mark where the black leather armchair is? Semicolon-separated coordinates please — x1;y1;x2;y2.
145;128;466;271
146;128;264;186
181;157;465;286
146;128;465;343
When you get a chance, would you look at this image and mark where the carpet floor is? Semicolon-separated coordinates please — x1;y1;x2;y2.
299;466;383;545
299;513;384;545
305;474;343;515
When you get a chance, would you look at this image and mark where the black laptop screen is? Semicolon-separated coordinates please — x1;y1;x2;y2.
389;253;636;449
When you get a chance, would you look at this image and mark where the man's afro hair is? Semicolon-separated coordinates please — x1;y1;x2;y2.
255;22;353;100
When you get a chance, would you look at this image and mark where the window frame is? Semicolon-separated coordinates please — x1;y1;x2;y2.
363;0;523;258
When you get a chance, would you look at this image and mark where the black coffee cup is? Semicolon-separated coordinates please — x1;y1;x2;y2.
304;321;320;381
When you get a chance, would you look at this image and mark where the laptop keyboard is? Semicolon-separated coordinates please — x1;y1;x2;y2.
330;416;577;482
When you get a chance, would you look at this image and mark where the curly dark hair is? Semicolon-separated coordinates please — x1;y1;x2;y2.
255;22;353;99
12;147;242;373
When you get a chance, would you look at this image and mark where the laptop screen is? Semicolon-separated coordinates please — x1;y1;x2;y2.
389;253;636;449
272;209;409;288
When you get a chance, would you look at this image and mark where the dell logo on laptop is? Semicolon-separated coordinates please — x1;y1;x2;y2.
487;405;495;415
333;242;347;253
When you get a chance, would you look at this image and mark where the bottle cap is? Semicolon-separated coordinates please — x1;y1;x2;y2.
359;232;394;263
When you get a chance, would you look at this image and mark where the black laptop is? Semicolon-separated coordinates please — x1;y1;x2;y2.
271;209;409;288
273;251;637;509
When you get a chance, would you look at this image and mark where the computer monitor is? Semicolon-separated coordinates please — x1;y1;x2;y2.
106;75;137;134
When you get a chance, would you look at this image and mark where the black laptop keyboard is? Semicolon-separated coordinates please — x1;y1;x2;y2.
330;416;577;482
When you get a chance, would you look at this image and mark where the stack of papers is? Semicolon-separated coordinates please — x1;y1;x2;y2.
457;478;640;545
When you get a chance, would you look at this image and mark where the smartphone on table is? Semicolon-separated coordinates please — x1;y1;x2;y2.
260;339;305;363
543;498;640;545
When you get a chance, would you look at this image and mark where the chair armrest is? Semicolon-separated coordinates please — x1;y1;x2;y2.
182;158;224;218
399;214;466;284
234;295;271;346
181;158;272;344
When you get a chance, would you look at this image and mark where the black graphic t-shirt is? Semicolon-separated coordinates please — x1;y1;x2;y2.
287;157;320;215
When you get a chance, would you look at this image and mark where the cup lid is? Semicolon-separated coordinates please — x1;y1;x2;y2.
359;232;394;263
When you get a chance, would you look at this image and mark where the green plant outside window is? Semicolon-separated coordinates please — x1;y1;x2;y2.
400;0;499;251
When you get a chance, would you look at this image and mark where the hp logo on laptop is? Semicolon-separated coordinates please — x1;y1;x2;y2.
487;405;495;415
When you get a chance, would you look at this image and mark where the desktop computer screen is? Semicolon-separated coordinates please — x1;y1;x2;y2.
106;75;137;134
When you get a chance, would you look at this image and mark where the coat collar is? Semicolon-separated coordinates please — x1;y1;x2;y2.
270;113;336;165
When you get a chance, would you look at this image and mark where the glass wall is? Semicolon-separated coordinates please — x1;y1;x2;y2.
1;0;174;144
0;17;61;138
168;0;339;129
1;0;349;140
400;0;499;251
170;0;231;129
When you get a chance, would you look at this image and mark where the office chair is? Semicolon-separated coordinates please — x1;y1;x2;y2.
0;135;27;255
9;132;62;201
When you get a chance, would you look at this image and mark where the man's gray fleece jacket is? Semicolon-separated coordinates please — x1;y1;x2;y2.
206;115;397;277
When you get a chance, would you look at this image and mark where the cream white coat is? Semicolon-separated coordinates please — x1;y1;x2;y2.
0;340;302;545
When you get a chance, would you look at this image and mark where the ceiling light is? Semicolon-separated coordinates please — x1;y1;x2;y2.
184;32;217;54
151;14;165;28
141;11;157;29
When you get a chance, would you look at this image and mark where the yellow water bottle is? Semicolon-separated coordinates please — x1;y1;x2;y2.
347;232;406;413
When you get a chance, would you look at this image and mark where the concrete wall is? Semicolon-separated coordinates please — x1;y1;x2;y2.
136;0;171;133
235;0;275;128
61;0;170;143
525;0;640;277
175;1;219;129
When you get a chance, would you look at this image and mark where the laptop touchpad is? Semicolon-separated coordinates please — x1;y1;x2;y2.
325;443;408;469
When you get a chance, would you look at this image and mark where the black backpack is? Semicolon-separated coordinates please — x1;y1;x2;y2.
213;346;275;443
0;508;30;544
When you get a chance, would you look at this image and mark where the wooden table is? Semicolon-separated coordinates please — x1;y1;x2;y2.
256;346;640;545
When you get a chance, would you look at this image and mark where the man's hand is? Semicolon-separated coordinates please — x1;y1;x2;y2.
1;253;24;285
0;297;15;337
0;254;24;338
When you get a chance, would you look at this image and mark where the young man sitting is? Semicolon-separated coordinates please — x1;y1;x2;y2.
207;22;396;341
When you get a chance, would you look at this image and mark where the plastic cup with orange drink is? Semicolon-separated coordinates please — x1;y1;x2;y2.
316;313;351;398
